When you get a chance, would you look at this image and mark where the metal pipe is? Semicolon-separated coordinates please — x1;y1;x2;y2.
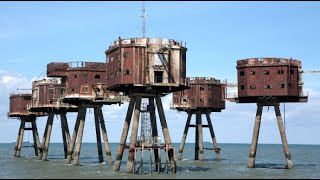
195;112;199;160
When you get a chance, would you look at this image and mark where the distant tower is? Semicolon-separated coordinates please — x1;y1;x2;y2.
27;78;78;161
172;77;226;161
46;61;128;166
234;57;308;169
8;93;45;157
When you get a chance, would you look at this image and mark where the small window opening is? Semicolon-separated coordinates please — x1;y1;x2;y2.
290;69;294;74
281;84;285;88
74;75;77;78
250;70;255;75
154;71;163;83
200;99;203;102
95;74;101;79
250;85;256;90
240;71;245;76
264;85;272;89
278;70;284;74
200;87;205;90
183;99;187;102
264;70;270;75
240;85;245;90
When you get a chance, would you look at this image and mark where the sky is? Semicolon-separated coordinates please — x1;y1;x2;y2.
0;1;320;145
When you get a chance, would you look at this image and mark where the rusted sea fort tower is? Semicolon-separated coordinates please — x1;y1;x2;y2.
172;77;226;161
27;78;78;161
235;57;308;169
106;37;187;173
46;61;126;165
8;93;45;157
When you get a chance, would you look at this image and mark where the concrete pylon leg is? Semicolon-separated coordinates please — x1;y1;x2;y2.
94;108;104;163
274;103;293;169
42;113;54;161
72;107;87;166
247;104;263;168
127;96;142;174
197;111;204;161
31;118;40;156
113;97;136;171
15;120;25;157
155;96;175;172
98;107;112;165
14;121;23;157
61;113;71;148
38;117;49;160
177;113;192;161
155;97;172;145
65;107;84;164
195;113;199;160
60;113;68;159
206;112;221;160
149;98;160;170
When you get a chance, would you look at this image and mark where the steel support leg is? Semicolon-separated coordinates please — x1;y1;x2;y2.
60;113;68;159
38;118;49;160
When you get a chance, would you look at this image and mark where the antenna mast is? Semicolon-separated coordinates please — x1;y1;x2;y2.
141;1;146;37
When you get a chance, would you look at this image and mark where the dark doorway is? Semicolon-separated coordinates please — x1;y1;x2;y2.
154;71;163;83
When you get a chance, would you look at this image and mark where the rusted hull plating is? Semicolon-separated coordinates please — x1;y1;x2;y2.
236;57;307;103
172;77;226;112
105;37;188;93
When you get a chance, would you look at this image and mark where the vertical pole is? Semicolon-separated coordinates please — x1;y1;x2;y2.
15;120;25;157
31;118;40;156
61;113;71;148
65;107;84;164
60;113;68;159
195;112;199;160
177;112;192;160
38;117;49;160
149;97;159;171
94;107;104;163
206;112;221;160
98;107;112;165
42;113;54;161
247;103;263;168
274;103;293;169
197;111;204;161
72;107;87;165
14;120;23;157
127;96;142;173
113;97;136;171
